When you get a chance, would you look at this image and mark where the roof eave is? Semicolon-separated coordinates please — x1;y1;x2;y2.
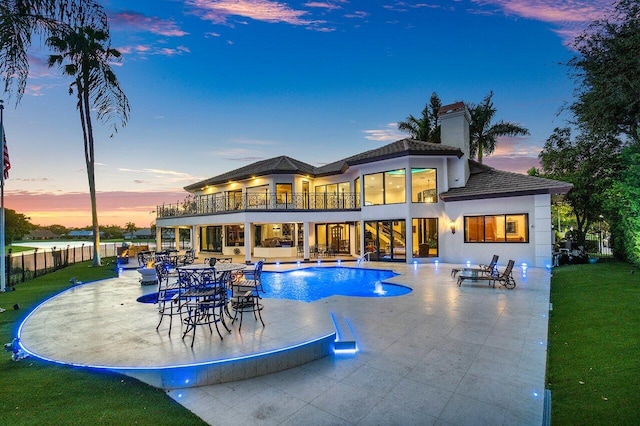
184;170;314;192
440;185;573;202
347;149;463;167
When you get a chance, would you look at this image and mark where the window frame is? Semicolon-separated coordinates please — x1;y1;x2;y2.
411;168;438;203
363;169;406;206
463;213;529;243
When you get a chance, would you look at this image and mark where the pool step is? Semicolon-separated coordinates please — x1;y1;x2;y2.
331;312;357;352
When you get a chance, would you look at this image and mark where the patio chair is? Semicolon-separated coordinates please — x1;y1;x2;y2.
155;262;182;334
237;260;264;294
479;255;499;276
490;259;516;289
230;261;265;332
180;268;229;347
177;249;196;266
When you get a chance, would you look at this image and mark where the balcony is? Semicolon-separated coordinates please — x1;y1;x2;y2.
156;192;361;219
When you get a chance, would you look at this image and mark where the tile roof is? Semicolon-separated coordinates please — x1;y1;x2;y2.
316;138;463;175
440;161;572;201
438;101;466;116
183;141;571;199
185;139;463;189
184;156;316;190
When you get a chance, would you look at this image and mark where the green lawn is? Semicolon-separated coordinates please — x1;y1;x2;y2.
0;259;206;425
8;245;37;254
547;260;640;424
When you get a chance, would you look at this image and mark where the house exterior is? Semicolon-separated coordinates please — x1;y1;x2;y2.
155;102;571;268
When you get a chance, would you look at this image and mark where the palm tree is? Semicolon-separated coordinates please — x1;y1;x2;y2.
0;0;107;100
47;26;130;266
468;91;530;163
397;92;442;143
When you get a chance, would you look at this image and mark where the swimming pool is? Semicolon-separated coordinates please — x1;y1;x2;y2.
261;267;412;302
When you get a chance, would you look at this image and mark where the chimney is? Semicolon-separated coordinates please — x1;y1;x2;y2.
438;101;471;158
438;101;471;187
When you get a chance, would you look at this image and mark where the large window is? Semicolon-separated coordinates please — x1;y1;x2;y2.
464;214;529;243
315;182;350;208
412;218;438;257
411;168;437;203
276;183;292;204
226;225;244;246
364;169;406;205
364;220;406;261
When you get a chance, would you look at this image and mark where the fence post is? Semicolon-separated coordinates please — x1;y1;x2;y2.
81;244;85;262
4;249;10;288
21;252;25;283
34;248;38;278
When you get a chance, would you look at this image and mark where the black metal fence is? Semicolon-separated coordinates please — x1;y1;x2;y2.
157;192;361;219
4;243;135;287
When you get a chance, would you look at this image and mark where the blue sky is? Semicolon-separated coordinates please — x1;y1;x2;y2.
4;0;614;227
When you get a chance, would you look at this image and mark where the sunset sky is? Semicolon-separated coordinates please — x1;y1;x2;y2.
3;0;614;228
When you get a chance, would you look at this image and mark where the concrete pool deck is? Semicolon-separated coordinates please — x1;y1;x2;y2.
19;261;551;425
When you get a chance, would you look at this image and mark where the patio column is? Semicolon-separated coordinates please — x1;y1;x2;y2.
244;222;252;264
303;222;310;261
191;225;198;252
174;227;180;251
155;226;162;251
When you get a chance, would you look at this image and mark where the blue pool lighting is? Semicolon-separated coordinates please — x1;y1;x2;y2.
261;267;411;302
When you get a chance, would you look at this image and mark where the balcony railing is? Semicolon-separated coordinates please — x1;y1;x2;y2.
156;192;361;219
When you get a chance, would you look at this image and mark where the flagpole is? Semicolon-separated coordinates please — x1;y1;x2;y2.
0;99;5;293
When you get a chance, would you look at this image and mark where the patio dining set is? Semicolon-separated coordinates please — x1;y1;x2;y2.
153;258;265;347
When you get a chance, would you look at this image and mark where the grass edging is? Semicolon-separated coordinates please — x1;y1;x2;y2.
0;259;206;425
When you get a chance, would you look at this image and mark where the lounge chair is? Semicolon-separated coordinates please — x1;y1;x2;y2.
479;255;499;276
490;259;516;289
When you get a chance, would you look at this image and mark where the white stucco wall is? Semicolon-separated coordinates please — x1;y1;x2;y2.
438;194;553;268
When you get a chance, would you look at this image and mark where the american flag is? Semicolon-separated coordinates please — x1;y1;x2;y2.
2;131;8;180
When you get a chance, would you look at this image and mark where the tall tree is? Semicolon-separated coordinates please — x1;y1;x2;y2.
125;221;137;239
603;138;640;264
0;0;107;101
538;127;623;246
569;0;640;143
468;91;530;163
397;92;442;143
47;26;129;266
4;208;32;244
567;0;640;263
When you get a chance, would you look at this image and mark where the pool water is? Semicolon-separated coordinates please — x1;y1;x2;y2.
261;267;411;302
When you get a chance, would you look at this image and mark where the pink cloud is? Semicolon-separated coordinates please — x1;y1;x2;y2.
483;155;541;175
472;0;608;23
111;11;188;36
118;44;189;57
469;0;614;44
345;11;368;19
186;0;323;26
305;2;341;10
482;136;542;174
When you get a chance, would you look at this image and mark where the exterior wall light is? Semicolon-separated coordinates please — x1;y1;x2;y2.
449;220;456;234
